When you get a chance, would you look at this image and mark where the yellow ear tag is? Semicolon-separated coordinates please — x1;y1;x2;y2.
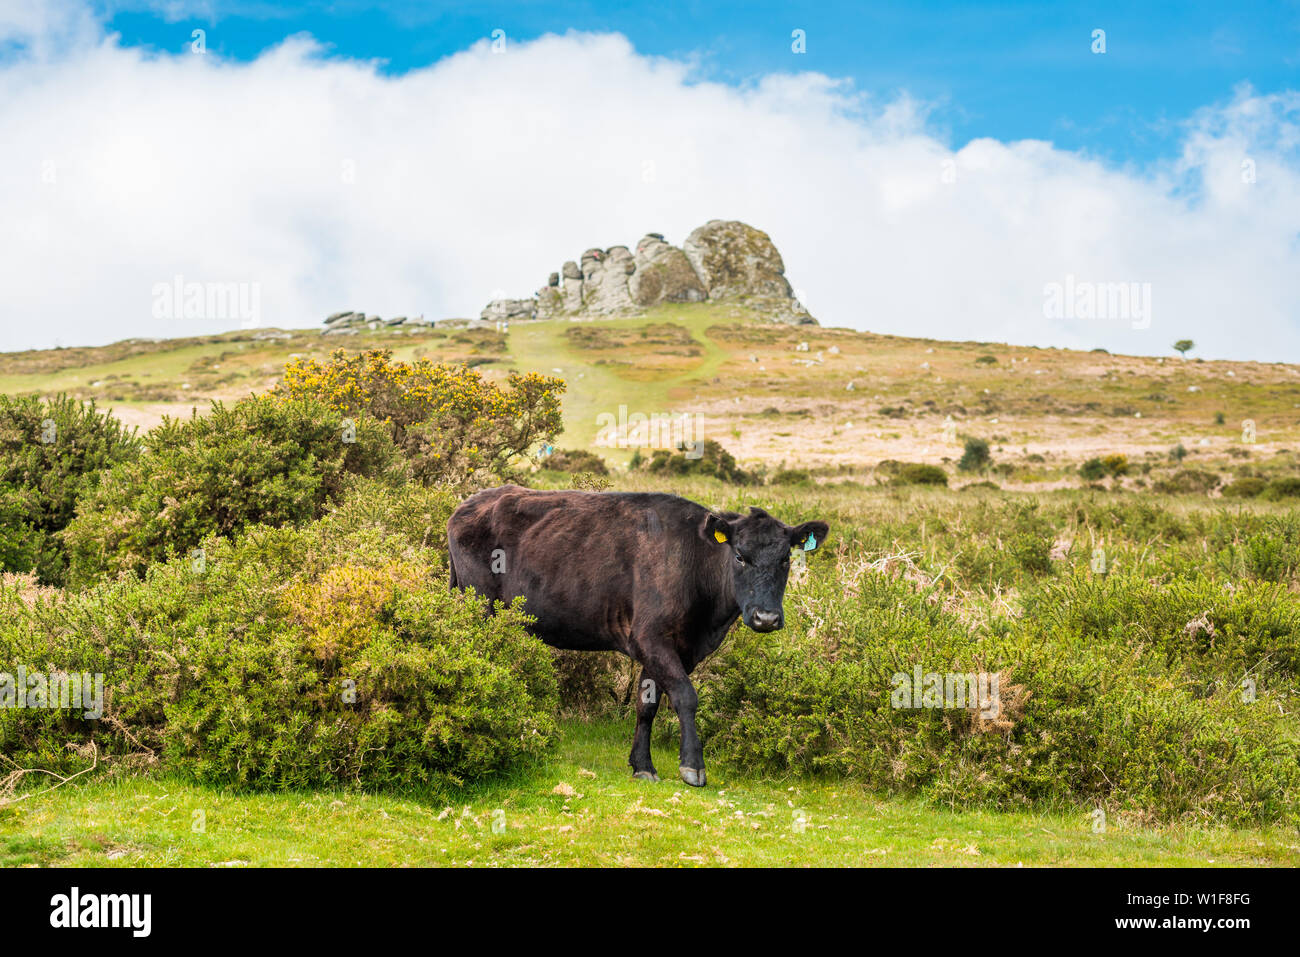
714;530;728;544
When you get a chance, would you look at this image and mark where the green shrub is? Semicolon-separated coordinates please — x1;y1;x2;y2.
1153;469;1220;495
890;463;948;486
643;439;752;484
1262;478;1300;500
696;567;1300;825
1079;454;1129;481
771;468;813;485
62;395;400;586
1209;516;1300;583
550;650;637;719
1021;570;1300;682
1222;477;1267;498
1078;458;1106;481
0;483;38;573
957;437;991;473
0;481;558;789
0;394;140;584
542;448;609;475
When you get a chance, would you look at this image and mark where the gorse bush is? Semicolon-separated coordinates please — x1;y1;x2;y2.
0;485;38;574
276;349;565;488
541;447;610;475
643;439;753;484
1262;477;1300;500
550;650;638;719
890;463;948;486
0;480;558;789
62;395;400;586
1153;469;1220;495
1079;454;1129;481
1021;569;1300;682
1222;477;1267;498
0;394;140;584
696;561;1300;825
770;468;812;486
957;437;991;472
942;499;1056;584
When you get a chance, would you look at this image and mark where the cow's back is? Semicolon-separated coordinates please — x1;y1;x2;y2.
447;486;705;652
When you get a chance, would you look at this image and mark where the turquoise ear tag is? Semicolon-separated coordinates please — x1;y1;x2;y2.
803;533;817;552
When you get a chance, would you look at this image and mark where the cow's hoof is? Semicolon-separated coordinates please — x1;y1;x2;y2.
679;766;707;788
632;770;660;783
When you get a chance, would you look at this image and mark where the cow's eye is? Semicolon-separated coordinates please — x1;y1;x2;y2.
735;553;747;566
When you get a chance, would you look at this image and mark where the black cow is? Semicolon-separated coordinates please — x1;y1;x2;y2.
447;485;829;787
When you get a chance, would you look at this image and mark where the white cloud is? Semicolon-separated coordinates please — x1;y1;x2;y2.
1;7;1298;360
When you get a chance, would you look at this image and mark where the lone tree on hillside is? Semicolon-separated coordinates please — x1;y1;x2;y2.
1173;339;1195;359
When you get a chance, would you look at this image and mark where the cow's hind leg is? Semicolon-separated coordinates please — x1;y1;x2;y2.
629;666;660;782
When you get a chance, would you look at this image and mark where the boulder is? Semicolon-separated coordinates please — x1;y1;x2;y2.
536;285;564;320
579;246;638;315
682;220;793;300
628;233;707;306
480;298;537;322
580;248;604;281
560;275;584;313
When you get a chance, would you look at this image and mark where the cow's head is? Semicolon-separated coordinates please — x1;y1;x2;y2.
700;507;829;633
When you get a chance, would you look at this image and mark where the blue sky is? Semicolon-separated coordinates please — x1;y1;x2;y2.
100;1;1300;165
2;2;1298;358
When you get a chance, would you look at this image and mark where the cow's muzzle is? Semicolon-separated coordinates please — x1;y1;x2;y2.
747;609;783;632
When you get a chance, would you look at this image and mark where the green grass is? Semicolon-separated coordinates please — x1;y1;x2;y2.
502;307;730;462
4;719;1296;867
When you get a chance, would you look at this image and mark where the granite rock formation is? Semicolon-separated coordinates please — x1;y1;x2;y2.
480;220;815;325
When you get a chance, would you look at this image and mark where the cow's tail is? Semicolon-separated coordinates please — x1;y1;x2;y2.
447;519;461;591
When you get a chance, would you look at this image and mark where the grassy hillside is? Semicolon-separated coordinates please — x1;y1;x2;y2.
5;304;1298;484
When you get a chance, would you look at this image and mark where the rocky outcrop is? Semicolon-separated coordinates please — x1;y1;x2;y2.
480;220;815;325
579;245;638;315
318;311;438;334
683;220;792;300
629;233;708;306
481;298;537;322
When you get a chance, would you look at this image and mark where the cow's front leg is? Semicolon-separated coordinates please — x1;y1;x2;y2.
628;666;661;782
665;669;706;788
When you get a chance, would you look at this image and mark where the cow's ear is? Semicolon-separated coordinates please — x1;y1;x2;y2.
789;521;829;552
700;513;735;546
